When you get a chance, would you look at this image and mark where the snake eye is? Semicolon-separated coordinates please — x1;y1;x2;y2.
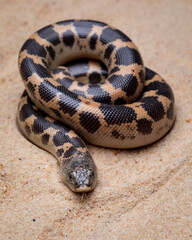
68;173;73;180
89;171;94;177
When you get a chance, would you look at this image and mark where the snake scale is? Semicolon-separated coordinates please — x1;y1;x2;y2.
17;20;175;192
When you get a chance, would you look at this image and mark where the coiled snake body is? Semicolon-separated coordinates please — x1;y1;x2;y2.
17;20;175;192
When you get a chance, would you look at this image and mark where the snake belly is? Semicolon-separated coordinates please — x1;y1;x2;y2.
17;20;175;192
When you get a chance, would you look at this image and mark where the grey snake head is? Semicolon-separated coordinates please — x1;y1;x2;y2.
61;151;97;192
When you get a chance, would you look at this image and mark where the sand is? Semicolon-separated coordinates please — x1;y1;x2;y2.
0;0;192;239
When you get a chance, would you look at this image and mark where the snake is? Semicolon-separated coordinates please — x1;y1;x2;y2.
17;20;175;193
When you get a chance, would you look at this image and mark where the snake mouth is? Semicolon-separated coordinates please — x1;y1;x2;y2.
75;185;93;193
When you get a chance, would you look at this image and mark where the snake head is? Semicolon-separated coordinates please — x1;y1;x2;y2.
61;151;97;193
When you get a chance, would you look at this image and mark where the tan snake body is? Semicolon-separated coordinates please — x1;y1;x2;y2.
17;20;175;192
